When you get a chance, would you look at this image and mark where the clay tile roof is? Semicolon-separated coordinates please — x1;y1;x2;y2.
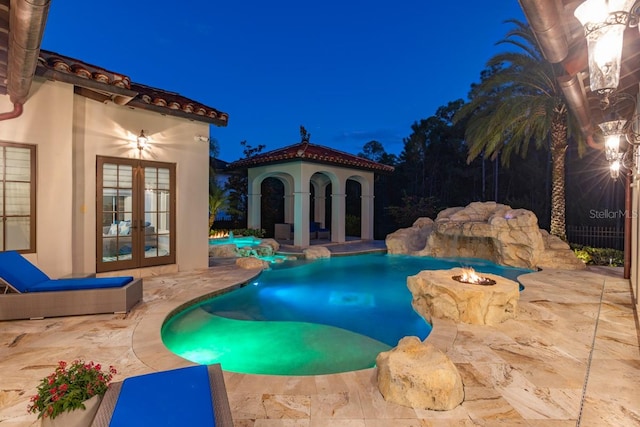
128;82;228;126
38;50;133;90
227;142;395;173
36;50;228;127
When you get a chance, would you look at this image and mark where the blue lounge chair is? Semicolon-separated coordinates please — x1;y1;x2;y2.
0;251;142;320
91;364;233;427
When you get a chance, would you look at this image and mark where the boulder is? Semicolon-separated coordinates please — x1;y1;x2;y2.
408;268;519;325
303;246;331;260
208;243;237;258
386;217;433;253
259;238;280;253
235;257;270;270
386;201;585;270
376;336;464;410
536;230;587;269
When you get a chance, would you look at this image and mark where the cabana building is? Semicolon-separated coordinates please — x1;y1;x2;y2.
227;138;394;247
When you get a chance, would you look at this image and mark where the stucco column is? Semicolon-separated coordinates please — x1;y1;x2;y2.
331;192;346;243
293;190;310;247
361;194;374;240
247;192;262;230
284;194;294;224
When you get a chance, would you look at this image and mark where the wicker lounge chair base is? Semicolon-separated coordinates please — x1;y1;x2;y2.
0;278;143;320
91;364;233;427
0;250;143;321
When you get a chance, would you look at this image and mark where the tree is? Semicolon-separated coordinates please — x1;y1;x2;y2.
208;184;227;231
358;140;398;166
208;137;228;231
453;19;586;240
395;100;476;208
385;194;439;228
225;140;266;226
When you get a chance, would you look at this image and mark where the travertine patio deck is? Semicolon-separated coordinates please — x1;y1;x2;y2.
0;242;638;426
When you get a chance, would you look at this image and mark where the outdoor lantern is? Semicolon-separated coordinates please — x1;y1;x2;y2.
610;158;622;178
598;119;627;160
137;130;148;151
574;0;637;94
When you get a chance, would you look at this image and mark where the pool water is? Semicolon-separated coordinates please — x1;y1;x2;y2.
209;235;290;263
162;253;532;376
208;236;261;247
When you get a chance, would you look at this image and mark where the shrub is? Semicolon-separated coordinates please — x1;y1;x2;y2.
571;244;624;266
345;214;361;237
232;228;265;238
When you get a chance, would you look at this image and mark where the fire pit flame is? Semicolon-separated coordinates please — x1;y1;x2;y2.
452;268;496;286
209;230;230;239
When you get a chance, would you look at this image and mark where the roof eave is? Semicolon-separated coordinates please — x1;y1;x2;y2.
126;99;228;126
227;157;394;174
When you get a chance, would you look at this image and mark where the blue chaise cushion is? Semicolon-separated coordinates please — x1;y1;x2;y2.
109;365;216;426
27;276;134;292
0;250;50;292
0;250;133;292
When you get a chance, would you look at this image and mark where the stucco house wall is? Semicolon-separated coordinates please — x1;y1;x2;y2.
0;76;210;278
0;79;74;277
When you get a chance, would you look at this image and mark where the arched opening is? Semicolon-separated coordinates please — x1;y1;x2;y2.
239;145;387;247
261;177;284;238
346;178;362;238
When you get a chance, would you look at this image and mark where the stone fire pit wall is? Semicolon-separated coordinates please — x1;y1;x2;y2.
408;268;520;326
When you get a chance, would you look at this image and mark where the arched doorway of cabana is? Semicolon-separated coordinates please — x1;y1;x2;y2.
246;165;375;247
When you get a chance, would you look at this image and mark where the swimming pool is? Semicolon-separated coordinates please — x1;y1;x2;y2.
209;235;290;263
162;253;532;375
208;235;261;247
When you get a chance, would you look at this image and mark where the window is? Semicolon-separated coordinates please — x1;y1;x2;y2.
0;142;36;253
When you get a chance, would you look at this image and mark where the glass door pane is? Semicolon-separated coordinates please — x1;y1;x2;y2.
100;163;134;264
143;166;173;259
97;157;175;272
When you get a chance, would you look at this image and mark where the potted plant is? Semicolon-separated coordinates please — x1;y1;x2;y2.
28;360;116;427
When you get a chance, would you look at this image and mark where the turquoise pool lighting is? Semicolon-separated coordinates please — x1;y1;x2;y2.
162;253;532;376
208;236;261;247
209;235;290;263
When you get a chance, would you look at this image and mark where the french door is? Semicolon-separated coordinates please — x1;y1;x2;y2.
96;156;176;272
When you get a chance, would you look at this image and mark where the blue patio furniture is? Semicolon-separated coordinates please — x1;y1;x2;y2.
0;251;142;320
91;364;233;427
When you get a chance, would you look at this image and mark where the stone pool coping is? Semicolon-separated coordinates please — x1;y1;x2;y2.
128;261;638;426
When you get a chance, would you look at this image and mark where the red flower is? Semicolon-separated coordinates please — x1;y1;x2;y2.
27;359;116;420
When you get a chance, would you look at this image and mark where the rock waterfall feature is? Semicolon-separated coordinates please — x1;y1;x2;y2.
386;201;585;270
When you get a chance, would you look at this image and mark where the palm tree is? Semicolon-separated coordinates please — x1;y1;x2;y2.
454;19;585;240
209;185;228;232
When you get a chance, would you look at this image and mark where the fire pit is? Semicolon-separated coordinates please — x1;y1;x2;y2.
407;268;519;325
451;267;496;286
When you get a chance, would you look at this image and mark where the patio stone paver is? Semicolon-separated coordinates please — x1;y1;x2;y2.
0;244;638;426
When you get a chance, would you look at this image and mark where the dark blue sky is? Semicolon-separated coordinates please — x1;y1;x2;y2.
41;1;526;162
